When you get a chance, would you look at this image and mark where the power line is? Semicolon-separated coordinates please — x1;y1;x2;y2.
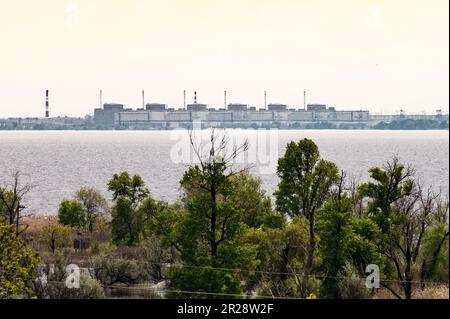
71;262;449;286
101;285;304;299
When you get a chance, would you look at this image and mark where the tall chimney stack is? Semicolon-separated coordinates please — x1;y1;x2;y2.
45;90;49;118
142;90;145;109
183;90;186;109
224;90;227;109
264;90;267;110
303;91;306;110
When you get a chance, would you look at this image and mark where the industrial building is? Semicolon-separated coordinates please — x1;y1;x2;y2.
94;103;125;125
268;104;288;111
2;90;446;131
91;90;371;128
145;103;167;111
94;103;371;128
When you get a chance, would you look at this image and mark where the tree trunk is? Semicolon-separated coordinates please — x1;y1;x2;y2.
404;254;412;299
210;180;218;263
51;229;56;254
404;271;412;299
301;211;315;298
280;244;291;280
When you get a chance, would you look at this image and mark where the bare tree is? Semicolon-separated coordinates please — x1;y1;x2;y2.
381;184;448;299
0;171;33;235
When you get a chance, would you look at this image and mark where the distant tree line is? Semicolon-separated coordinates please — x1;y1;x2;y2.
1;118;448;131
373;119;449;130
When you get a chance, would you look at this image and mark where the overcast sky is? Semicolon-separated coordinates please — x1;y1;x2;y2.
0;0;448;117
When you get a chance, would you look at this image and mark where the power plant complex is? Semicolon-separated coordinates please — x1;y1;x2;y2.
93;90;371;129
0;90;447;130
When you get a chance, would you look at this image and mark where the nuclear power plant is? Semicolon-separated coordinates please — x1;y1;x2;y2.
93;90;371;129
0;89;447;130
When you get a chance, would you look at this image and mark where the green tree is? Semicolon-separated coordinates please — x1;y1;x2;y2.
421;221;449;285
108;172;149;208
230;172;285;229
0;222;41;298
358;157;414;233
140;198;185;252
317;196;355;298
360;159;449;299
165;129;259;297
275;138;339;297
76;187;108;234
317;172;384;299
244;218;309;297
58;199;86;228
111;196;143;246
108;172;151;246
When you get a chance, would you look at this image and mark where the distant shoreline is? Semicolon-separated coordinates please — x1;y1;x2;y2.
1;127;448;131
1;118;448;131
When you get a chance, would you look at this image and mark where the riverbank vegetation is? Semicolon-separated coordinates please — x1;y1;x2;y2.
1;130;448;299
373;119;449;130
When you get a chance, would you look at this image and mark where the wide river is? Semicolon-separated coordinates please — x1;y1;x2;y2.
0;130;448;215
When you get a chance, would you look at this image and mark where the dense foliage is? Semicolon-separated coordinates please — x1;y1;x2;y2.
0;223;41;298
1;130;448;300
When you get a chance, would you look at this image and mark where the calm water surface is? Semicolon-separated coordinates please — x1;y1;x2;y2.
0;130;448;215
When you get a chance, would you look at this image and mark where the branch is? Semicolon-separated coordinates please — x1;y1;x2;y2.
381;282;403;299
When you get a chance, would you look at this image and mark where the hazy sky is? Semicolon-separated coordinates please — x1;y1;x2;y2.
0;0;448;117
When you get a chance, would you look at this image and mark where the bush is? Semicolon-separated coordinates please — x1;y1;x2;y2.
89;256;144;286
66;274;105;299
39;224;73;253
336;263;371;299
41;274;105;299
31;251;105;299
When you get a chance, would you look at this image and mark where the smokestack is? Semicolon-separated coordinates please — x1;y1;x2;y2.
264;90;267;110
183;90;186;109
224;90;227;109
304;91;307;110
45;90;49;118
142;90;145;109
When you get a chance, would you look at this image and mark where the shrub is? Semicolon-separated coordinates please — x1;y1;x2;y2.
336;263;371;299
39;224;73;253
0;223;41;298
89;256;144;286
